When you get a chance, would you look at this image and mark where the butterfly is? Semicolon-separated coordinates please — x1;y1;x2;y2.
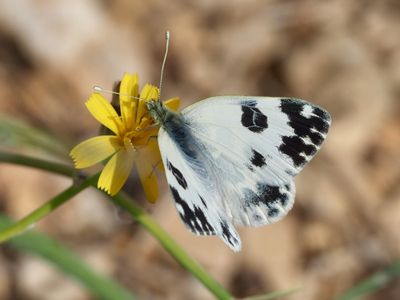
147;96;331;251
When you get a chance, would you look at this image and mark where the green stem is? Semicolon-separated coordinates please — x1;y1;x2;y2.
0;151;74;177
111;192;232;300
0;152;233;299
0;173;99;244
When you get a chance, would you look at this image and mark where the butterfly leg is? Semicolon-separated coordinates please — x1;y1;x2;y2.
148;159;164;177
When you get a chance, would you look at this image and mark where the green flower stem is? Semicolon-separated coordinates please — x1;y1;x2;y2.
0;151;74;177
0;173;100;244
111;192;232;300
0;152;233;299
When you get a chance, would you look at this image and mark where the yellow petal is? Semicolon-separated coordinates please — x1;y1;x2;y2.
86;93;123;135
135;127;163;172
98;149;135;196
137;84;159;123
135;139;161;203
133;126;158;147
164;97;180;111
138;116;154;131
150;139;165;172
119;73;139;129
70;136;122;168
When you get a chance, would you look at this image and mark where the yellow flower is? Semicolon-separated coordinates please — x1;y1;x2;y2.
70;73;180;202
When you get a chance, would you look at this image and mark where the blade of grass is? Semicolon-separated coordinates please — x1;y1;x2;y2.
335;260;400;300
0;214;135;300
0;173;99;244
0;115;69;159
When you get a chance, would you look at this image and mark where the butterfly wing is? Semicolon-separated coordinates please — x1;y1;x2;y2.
157;96;330;251
181;96;331;227
158;125;242;251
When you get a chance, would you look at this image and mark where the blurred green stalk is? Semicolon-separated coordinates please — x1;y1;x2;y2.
0;115;69;158
335;260;400;300
0;151;74;177
0;215;135;300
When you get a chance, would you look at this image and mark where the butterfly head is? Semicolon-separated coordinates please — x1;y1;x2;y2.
147;99;169;126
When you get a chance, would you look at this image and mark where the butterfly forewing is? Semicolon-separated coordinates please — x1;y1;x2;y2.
183;97;331;176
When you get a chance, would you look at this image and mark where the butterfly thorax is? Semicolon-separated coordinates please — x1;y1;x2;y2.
147;100;170;125
147;99;196;157
147;100;187;137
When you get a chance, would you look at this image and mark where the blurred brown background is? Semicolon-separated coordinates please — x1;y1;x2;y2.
0;1;399;299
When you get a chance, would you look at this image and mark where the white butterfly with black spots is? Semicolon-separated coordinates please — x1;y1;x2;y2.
147;96;331;251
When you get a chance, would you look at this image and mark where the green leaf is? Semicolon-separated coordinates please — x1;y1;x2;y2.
0;115;69;159
335;260;400;300
0;214;135;300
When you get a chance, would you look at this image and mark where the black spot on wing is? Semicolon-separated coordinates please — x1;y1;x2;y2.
282;184;291;207
242;183;294;222
250;149;267;168
241;100;268;133
285;120;325;145
285;169;296;176
279;99;330;167
280;99;330;137
258;184;290;208
279;136;317;167
268;207;279;218
199;195;207;208
167;160;187;189
313;106;331;120
252;213;263;222
244;183;291;209
220;221;240;248
169;186;215;235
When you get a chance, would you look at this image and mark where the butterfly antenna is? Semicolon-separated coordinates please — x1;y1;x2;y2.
93;85;141;100
158;31;170;102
